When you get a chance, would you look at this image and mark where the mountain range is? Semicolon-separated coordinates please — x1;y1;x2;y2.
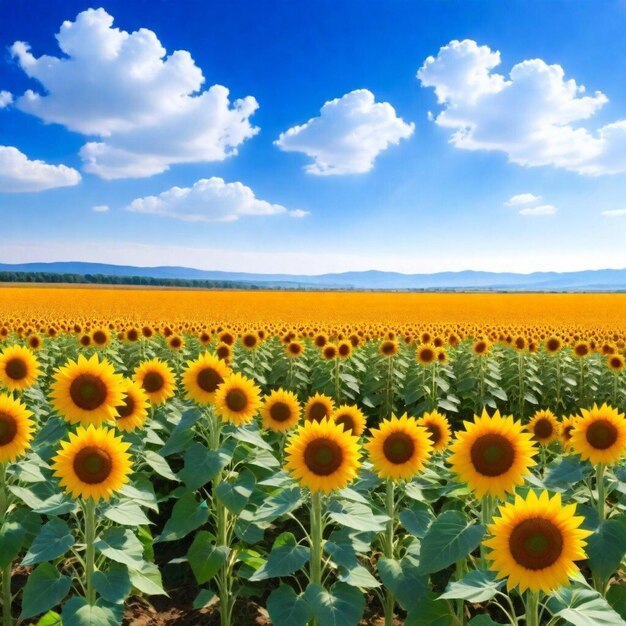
1;262;626;291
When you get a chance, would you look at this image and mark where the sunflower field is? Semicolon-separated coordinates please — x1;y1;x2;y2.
2;289;626;625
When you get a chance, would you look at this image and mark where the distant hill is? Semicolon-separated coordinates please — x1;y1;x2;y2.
1;262;626;291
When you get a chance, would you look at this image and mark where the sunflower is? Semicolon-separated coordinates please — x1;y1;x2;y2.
27;334;42;351
241;331;259;350
284;418;361;493
417;411;451;452
449;409;537;499
573;341;590;358
91;328;110;348
484;490;591;593
322;344;338;360
545;336;562;354
337;341;352;359
286;340;304;358
51;354;125;426
213;373;262;426
51;425;132;501
304;393;335;423
0;345;41;391
261;388;301;432
569;403;626;465
473;339;491;356
607;354;625;373
168;335;184;351
114;379;149;432
0;393;34;463
416;344;436;365
379;340;399;357
215;342;232;363
133;358;176;405
182;352;231;405
331;405;367;437
526;409;559;446
560;415;577;449
365;413;433;481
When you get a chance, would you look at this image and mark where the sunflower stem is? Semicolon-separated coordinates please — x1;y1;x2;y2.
596;463;606;522
309;491;323;588
524;590;540;626
480;495;494;569
84;497;96;606
455;559;466;625
1;464;12;626
384;479;395;626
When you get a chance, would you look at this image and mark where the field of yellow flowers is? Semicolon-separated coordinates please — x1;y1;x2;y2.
1;286;626;626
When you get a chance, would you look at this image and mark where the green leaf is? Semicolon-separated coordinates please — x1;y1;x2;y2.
230;423;273;451
399;501;434;539
547;585;626;626
93;563;131;604
468;616;506;626
0;521;25;568
34;611;62;626
192;589;217;610
607;585;626;621
187;531;230;584
20;562;72;619
143;450;179;481
250;533;309;581
267;585;312;626
255;487;303;522
22;519;75;566
156;493;209;542
94;528;144;567
10;483;75;515
61;597;122;626
178;442;232;490
587;518;626;582
418;510;484;574
337;563;380;589
215;469;256;514
439;570;503;603
128;561;167;596
305;582;365;626
327;500;388;532
377;557;429;612
405;591;456;626
103;500;152;526
545;457;587;491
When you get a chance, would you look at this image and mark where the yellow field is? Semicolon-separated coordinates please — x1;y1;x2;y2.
0;285;625;332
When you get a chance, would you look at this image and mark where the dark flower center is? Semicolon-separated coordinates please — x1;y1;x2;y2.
69;374;107;410
73;446;113;484
533;418;554;440
470;433;515;477
5;358;27;380
335;414;355;433
226;389;248;412
0;412;18;446
308;402;328;423
383;431;415;464
425;423;442;444
509;518;563;570
586;419;618;450
143;371;164;393
269;401;292;423
304;438;343;476
196;367;223;393
116;393;135;419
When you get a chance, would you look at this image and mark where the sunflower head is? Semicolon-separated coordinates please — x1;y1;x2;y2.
286;341;304;358
51;424;132;502
304;393;335;423
379;340;399;357
114;379;150;432
51;354;125;426
484;490;591;593
473;339;491;356
91;328;110;348
545;336;562;354
213;373;262;426
570;403;626;465
560;415;578;449
0;345;41;391
133;358;176;405
417;411;451;452
416;344;436;366
182;352;231;405
527;409;559;446
0;393;34;463
365;413;433;481
261;388;301;432
331;405;367;437
607;354;625;373
449;409;537;499
284;418;361;493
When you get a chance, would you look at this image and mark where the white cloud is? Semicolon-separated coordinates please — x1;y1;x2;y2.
10;8;259;179
505;193;541;206
519;204;558;216
288;209;310;218
92;204;109;212
0;91;12;108
418;39;626;175
0;146;81;192
601;209;626;217
275;89;414;175
126;177;291;222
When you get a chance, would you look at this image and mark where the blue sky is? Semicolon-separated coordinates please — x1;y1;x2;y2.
1;0;626;274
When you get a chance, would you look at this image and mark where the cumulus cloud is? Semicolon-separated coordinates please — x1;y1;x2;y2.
10;8;259;179
601;209;626;217
505;193;541;206
275;89;414;175
126;177;293;222
519;204;558;216
288;209;310;218
418;39;626;175
92;204;110;212
0;91;12;108
0;146;81;192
